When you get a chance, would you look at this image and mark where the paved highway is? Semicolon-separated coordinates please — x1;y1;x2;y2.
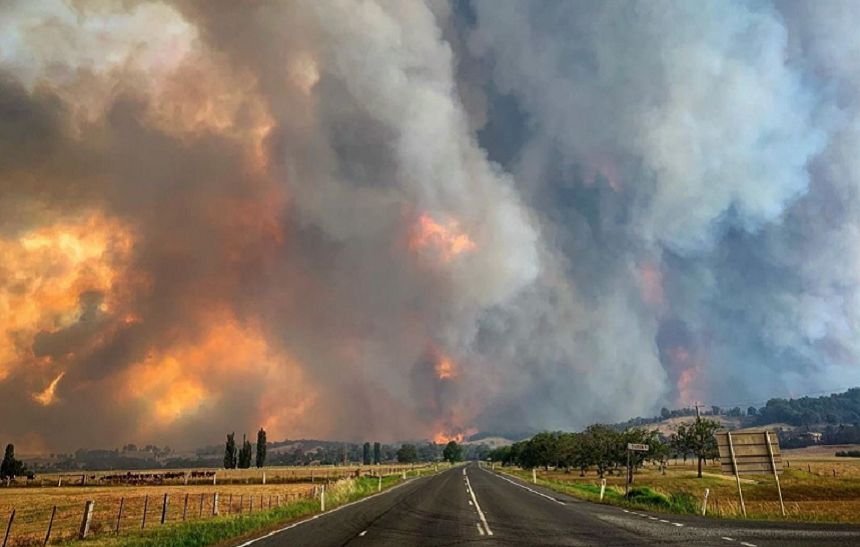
239;462;860;546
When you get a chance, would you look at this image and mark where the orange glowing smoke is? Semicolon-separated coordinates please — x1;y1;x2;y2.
0;214;137;381
666;346;702;406
434;355;457;380
409;213;476;262
32;372;66;406
122;309;314;434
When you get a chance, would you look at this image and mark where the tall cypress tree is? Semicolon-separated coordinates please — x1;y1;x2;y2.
0;444;26;479
373;442;381;465
362;442;371;465
239;435;253;469
224;433;238;469
256;428;267;468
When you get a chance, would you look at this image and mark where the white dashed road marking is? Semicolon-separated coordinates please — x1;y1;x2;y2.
465;472;493;536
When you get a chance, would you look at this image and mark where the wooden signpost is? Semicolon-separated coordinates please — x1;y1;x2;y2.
715;430;785;517
625;443;649;497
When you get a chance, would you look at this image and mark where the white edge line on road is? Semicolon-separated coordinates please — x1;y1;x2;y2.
672;523;684;527
722;538;735;542
476;522;485;536
465;471;494;536
234;471;435;547
739;543;757;547
358;530;367;537
483;466;565;505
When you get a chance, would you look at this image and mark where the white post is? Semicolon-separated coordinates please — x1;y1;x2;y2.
212;493;218;516
599;479;607;501
213;472;217;486
701;488;710;516
262;472;266;485
320;485;326;512
184;474;188;486
532;469;537;484
378;475;382;492
492;463;496;471
402;470;406;480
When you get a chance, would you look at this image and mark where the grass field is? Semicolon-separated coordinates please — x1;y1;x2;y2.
0;464;442;546
497;455;860;523
50;474;408;547
18;464;434;488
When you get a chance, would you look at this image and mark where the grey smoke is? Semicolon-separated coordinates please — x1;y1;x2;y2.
1;0;859;451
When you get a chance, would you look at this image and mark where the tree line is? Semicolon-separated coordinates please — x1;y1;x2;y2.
487;419;721;478
223;428;267;469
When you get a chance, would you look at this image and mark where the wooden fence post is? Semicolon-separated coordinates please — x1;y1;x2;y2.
115;498;124;534
250;496;254;513
276;495;281;507
228;494;233;514
182;493;189;521
3;510;15;547
161;494;169;525
198;494;204;518
44;505;56;546
141;496;149;529
212;494;218;516
78;501;94;539
239;495;244;514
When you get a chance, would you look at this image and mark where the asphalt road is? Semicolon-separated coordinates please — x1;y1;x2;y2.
239;462;860;546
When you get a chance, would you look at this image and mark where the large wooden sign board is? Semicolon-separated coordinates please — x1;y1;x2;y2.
713;430;785;517
715;431;783;476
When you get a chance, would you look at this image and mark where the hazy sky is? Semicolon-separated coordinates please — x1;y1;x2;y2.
2;0;860;452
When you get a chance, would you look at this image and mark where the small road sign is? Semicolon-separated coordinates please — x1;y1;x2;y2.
627;443;649;452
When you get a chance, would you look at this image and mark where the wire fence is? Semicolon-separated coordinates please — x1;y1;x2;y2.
0;487;318;547
0;465;436;546
1;464;430;489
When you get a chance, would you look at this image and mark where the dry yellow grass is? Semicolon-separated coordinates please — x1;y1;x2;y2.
0;483;315;546
526;456;860;523
28;464;431;487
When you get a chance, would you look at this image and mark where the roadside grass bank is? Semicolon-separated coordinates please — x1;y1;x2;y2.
54;472;420;547
492;463;860;524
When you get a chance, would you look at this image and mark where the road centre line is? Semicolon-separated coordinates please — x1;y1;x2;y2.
234;467;439;547
465;472;493;536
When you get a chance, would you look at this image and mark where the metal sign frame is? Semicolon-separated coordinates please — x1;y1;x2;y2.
714;430;785;517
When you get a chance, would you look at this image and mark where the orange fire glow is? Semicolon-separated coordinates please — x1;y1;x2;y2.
32;372;66;406
409;213;476;262
434;355;457;380
667;346;702;406
0;214;137;381
122;308;314;433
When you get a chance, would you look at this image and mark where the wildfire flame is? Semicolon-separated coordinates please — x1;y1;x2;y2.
409;213;476;262
32;372;66;406
434;355;457;380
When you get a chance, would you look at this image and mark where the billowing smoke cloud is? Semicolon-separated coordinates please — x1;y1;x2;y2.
2;0;860;452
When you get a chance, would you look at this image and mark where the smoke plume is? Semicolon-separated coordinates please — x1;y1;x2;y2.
2;0;860;451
